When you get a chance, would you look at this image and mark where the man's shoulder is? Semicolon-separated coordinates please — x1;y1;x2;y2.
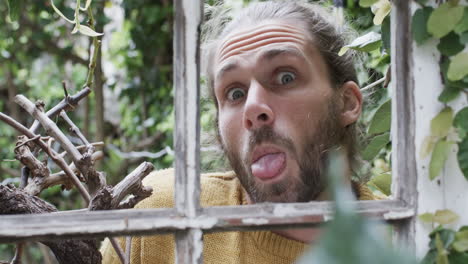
136;168;244;209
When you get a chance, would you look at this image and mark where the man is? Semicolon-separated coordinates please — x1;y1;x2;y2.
102;1;371;263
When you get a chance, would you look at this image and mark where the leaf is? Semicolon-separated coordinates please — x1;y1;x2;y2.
368;99;391;135
363;133;390;161
420;135;437;159
448;252;468;264
6;0;20;22
369;173;392;195
419;212;435;223
339;32;382;56
412;7;434;45
459;32;468;44
381;17;391;52
430;228;456;249
359;0;379;7
438;85;462;103
435;233;449;264
434;209;460;225
431;107;453;138
454;107;468;139
429;139;452;180
373;0;391;25
437;32;465;56
77;25;104;37
453;230;468;252
454;7;468;34
448;52;468;81
50;0;76;24
427;3;464;38
457;137;468;180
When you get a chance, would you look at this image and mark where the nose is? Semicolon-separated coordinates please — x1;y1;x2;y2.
243;81;275;130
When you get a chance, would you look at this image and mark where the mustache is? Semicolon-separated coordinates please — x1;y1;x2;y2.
246;127;296;158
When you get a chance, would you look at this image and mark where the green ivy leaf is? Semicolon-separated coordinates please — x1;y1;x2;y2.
454;7;468;34
448;252;468;264
457;137;468;181
454;107;468;139
420;135;437;159
419;212;435;223
438;85;462;103
427;3;464;38
459;31;468;43
359;0;379;8
453;230;468;252
369;172;391;195
6;0;20;22
421;250;437;264
434;209;460;225
412;7;433;45
448;52;468;81
368;99;391;135
437;32;465;56
430;228;456;250
435;234;449;264
363;133;390;161
429;139;453;180
431;107;453;138
339;32;382;56
381;17;391;52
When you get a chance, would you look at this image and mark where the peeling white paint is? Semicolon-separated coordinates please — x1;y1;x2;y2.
242;218;270;225
383;209;415;220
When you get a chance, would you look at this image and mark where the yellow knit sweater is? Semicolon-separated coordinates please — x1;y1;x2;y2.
101;168;375;264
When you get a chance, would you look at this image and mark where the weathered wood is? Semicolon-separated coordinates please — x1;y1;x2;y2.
390;0;417;253
0;200;413;243
174;0;204;262
0;184;101;263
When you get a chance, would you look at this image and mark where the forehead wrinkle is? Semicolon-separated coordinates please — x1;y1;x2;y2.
218;23;306;57
257;46;306;62
219;32;305;61
220;37;307;63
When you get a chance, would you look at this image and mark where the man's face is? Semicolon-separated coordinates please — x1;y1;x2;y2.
212;20;344;203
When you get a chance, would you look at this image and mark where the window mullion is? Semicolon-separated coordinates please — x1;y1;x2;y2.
174;0;204;263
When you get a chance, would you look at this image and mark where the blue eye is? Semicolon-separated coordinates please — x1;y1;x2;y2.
227;88;245;101
277;72;296;85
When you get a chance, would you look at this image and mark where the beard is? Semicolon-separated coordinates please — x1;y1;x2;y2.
222;98;344;203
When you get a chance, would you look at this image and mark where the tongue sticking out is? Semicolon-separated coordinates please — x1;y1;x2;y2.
251;152;286;180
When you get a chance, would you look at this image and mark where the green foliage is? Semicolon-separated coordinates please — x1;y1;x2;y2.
427;2;464;38
362;132;389;161
457;138;468;180
339;31;381;56
412;7;433;45
437;32;464;57
368;99;391;135
448;52;468;81
368;172;391;196
429;139;452;180
359;0;378;8
6;0;20;22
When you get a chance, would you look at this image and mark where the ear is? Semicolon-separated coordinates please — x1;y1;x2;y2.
339;81;362;127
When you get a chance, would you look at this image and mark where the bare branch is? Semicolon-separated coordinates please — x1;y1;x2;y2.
0;112;90;204
111;162;154;209
29;87;92;133
15;95;106;198
125;237;132;264
60;110;89;145
10;243;23;264
109;237;126;264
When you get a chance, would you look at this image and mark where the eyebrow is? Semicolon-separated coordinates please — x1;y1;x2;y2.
214;47;305;82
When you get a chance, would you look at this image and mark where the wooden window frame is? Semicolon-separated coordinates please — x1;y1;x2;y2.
0;1;417;263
